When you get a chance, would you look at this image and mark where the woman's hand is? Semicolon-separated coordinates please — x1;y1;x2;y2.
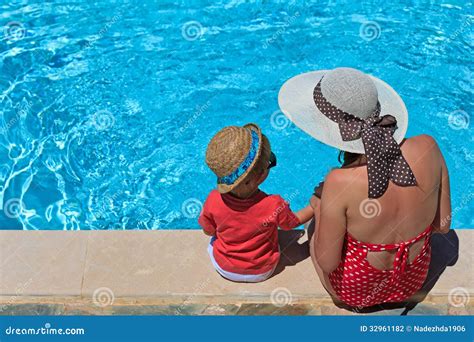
313;181;324;199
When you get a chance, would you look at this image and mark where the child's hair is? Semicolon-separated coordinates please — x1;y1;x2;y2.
231;135;271;196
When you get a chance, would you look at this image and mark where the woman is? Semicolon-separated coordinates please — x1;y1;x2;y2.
279;68;451;308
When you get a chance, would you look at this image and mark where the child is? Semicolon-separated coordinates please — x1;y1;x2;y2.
199;123;313;282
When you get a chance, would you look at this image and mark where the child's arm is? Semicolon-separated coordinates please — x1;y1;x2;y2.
294;195;320;225
198;214;216;236
277;196;316;230
202;229;215;236
294;205;313;225
198;195;217;236
198;207;216;236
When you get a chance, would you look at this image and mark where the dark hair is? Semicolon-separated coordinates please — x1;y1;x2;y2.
338;151;363;167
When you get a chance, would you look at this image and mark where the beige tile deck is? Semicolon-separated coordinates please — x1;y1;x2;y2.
0;229;472;315
0;231;88;296
81;230;323;300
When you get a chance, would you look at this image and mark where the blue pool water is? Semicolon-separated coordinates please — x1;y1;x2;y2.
0;1;472;230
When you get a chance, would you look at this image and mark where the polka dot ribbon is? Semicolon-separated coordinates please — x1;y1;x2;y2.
313;79;417;198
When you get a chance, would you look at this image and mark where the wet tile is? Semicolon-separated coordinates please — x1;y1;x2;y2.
406;303;447;315
236;303;311;315
320;305;358;315
200;304;241;315
64;304;207;315
0;304;64;316
447;305;469;315
305;304;322;315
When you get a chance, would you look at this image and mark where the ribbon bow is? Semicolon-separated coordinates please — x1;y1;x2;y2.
313;79;417;198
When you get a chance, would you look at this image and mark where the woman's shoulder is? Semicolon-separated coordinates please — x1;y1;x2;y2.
405;134;438;147
402;134;443;160
318;168;365;204
325;165;366;186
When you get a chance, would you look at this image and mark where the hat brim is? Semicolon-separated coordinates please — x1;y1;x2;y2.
216;123;263;194
278;70;408;154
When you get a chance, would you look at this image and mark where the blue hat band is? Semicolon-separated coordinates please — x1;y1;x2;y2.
217;130;259;186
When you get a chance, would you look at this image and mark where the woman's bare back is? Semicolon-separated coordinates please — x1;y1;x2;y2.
328;134;450;269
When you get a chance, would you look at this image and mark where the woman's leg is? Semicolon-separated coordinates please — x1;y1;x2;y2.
308;219;340;300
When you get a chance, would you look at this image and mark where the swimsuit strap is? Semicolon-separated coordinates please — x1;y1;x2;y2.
346;225;432;252
347;226;432;287
332;226;433;307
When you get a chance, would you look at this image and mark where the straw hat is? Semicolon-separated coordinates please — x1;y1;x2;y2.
206;123;263;193
278;67;408;153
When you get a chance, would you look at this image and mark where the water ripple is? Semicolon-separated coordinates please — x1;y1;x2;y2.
0;1;472;229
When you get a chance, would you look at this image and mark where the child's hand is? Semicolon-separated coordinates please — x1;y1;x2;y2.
294;205;314;225
310;195;320;210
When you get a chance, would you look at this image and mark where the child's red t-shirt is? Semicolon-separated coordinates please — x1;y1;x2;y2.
198;190;301;275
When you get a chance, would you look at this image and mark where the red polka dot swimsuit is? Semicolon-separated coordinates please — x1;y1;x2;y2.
329;225;432;308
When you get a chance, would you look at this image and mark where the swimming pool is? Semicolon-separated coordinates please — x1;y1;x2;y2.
0;1;472;230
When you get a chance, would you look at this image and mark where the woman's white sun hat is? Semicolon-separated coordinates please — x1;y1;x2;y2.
279;67;417;199
278;67;408;154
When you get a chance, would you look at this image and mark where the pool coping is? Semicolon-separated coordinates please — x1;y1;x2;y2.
0;229;472;315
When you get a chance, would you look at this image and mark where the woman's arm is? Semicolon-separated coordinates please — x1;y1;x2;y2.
314;171;347;273
431;140;451;233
